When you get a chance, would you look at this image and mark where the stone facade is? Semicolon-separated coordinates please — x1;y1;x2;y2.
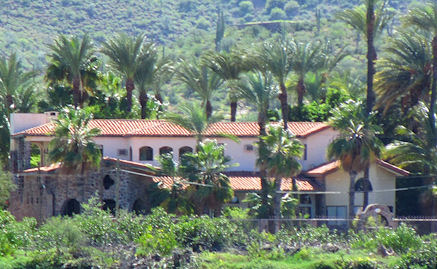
9;163;154;222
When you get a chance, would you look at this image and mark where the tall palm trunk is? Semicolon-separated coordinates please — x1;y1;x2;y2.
273;176;282;233
363;168;369;209
206;100;212;120
279;82;289;130
230;101;237;122
139;90;149;119
366;0;376;115
297;77;306;107
258;117;270;219
72;76;81;108
430;35;437;146
155;92;164;119
348;171;357;229
126;78;135;112
5;94;13;112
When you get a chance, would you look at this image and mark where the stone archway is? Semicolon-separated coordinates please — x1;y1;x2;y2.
61;199;81;216
102;199;116;215
356;204;397;230
132;199;148;214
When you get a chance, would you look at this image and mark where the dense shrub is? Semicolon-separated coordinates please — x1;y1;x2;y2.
352;224;422;254
175;215;237;251
284;1;299;17
270;7;286;20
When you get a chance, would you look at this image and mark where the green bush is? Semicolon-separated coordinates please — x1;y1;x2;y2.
136;225;178;256
270;7;286;20
284;1;299;17
352;224;422;254
239;1;254;16
395;238;437;269
175;216;237;251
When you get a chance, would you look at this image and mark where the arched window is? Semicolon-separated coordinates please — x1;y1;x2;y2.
179;146;193;159
139;146;153;161
355;178;373;192
103;175;114;190
159;146;173;156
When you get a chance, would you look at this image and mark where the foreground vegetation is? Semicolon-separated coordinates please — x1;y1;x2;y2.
0;198;435;268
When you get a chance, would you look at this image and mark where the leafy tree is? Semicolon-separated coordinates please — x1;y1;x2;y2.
328;101;383;225
203;50;254;121
215;10;225;52
237;71;277;218
259;124;303;233
49;107;101;174
404;2;437;146
46;34;97;108
176;59;223;119
0;107;9;167
0;169;15;209
0;53;37;115
101;34;147;112
257;39;294;130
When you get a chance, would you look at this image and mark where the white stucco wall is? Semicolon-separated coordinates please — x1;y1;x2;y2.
324;162;397;215
300;127;338;171
22;125;338;172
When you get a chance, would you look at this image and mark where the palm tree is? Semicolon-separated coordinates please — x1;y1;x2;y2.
257;40;294;130
290;40;325;106
203;50;254;121
180;140;234;215
328;101;383;227
260;124;303;233
46;34;96;108
375;31;432;114
176;59;223;119
49;107;101;174
101;34;147;112
405;2;437;146
149;55;174;110
134;43;158;119
0;53;36;115
385;103;437;176
237;71;277;218
164;102;220;144
337;0;392;114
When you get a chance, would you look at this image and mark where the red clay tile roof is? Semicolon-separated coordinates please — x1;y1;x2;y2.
376;159;410;176
304;161;341;177
21;157;158;175
21;163;62;173
15;120;329;138
304;160;410;177
152;172;319;192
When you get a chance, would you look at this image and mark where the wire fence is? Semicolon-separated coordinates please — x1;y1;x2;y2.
224;217;437;234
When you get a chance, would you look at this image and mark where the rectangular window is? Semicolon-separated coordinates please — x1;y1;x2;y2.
327;206;347;226
304;144;307;160
117;149;128;156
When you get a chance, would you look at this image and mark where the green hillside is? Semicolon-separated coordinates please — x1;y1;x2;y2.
0;0;420;69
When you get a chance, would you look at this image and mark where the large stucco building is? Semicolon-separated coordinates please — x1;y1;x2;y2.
8;112;409;222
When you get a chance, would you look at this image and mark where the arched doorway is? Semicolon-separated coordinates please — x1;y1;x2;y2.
132;199;148;214
103;175;115;190
61;199;81;216
102;199;116;215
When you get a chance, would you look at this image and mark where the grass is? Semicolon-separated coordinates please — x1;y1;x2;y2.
197;248;402;269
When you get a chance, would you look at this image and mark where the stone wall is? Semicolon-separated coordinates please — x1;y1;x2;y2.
9;167;153;221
